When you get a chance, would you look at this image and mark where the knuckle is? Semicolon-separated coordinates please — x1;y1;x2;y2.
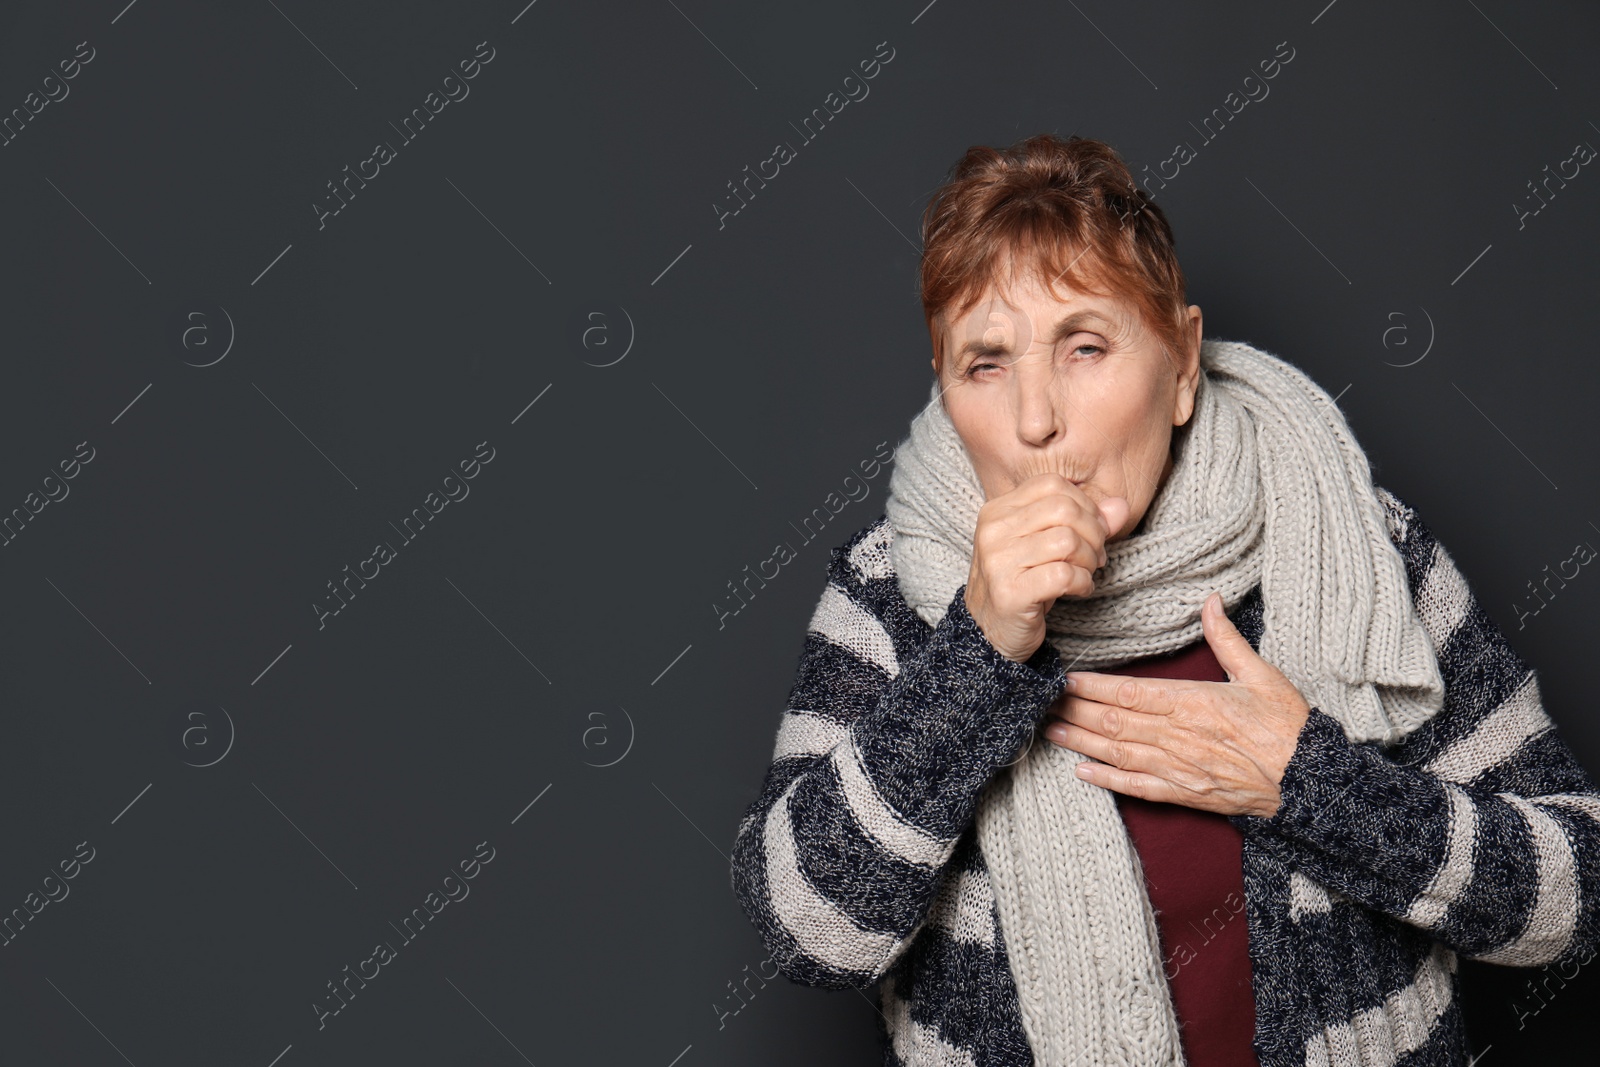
1101;707;1122;738
1116;679;1142;709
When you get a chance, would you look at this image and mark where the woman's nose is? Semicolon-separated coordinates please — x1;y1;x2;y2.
1015;357;1063;445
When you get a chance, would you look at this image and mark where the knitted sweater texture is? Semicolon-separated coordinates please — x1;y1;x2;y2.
729;487;1600;1066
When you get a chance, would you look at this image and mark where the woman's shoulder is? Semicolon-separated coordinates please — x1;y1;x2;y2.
1373;484;1417;545
1371;484;1534;695
815;514;929;640
1369;483;1459;601
825;512;897;588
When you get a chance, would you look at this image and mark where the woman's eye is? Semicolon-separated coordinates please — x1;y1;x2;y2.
965;345;1102;378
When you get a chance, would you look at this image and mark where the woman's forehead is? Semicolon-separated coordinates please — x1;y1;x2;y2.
945;256;1127;322
941;284;1135;339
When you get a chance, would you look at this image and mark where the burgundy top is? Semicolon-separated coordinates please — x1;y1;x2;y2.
1110;637;1260;1067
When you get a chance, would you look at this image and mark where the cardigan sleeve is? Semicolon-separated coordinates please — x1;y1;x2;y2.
1239;490;1600;971
729;527;1068;989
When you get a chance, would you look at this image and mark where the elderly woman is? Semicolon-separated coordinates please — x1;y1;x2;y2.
729;134;1600;1067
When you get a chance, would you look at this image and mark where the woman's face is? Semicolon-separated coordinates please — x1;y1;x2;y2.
931;265;1203;541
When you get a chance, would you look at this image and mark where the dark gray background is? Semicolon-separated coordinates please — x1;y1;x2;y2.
0;0;1594;1063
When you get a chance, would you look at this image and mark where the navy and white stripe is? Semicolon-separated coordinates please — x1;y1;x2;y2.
730;486;1600;1066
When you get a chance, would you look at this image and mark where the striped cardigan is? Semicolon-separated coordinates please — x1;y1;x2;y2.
729;486;1600;1066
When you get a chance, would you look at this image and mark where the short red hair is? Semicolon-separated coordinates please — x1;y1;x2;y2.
919;134;1190;374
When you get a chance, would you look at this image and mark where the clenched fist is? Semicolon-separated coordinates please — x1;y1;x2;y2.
963;472;1130;663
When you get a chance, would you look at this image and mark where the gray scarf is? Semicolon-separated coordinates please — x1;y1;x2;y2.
884;338;1446;1065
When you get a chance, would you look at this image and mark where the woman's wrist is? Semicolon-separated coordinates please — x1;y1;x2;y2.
952;583;1067;682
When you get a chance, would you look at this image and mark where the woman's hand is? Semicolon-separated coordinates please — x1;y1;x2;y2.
964;473;1130;663
1042;591;1312;817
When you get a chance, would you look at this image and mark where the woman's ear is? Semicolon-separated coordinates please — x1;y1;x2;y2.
1173;305;1203;426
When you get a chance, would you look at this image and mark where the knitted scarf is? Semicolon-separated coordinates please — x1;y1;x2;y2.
883;338;1446;1066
